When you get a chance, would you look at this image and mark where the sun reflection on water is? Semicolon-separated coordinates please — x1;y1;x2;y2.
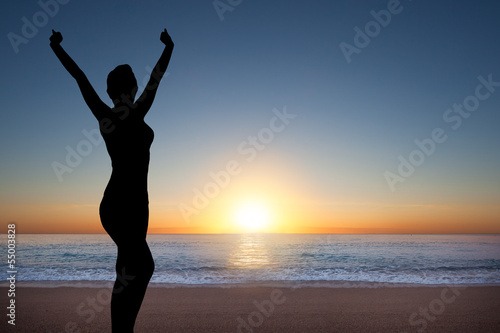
228;234;271;269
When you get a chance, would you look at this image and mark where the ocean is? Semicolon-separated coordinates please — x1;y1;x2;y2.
2;233;500;286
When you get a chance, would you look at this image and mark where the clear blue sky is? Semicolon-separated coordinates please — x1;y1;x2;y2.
1;0;499;233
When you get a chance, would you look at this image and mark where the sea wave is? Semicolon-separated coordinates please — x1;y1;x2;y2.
2;233;499;285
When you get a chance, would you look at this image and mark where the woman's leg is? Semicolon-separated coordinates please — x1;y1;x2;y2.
100;195;154;332
111;239;155;333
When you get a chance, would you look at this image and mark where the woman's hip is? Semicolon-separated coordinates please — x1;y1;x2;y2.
99;196;149;241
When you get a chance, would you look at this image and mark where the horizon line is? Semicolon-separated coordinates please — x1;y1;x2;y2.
3;232;499;235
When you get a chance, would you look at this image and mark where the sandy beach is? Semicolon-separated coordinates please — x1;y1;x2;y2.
1;283;499;332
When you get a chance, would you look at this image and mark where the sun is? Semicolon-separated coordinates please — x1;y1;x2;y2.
234;201;271;232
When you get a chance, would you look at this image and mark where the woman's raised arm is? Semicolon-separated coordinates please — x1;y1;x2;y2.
135;28;174;117
50;30;108;120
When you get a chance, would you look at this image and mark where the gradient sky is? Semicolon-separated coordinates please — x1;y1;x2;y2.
1;0;499;234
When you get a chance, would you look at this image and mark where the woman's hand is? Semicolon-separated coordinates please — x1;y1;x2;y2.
160;29;173;48
50;30;63;45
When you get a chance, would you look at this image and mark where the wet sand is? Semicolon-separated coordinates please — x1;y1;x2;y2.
1;284;499;332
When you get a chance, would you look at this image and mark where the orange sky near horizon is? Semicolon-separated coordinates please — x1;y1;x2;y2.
2;199;499;234
2;154;499;235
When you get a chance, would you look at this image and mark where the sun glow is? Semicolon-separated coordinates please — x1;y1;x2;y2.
234;201;271;232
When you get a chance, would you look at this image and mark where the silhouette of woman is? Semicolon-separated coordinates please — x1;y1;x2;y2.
50;29;174;332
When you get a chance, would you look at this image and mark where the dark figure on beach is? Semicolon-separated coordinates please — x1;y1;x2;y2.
50;29;174;332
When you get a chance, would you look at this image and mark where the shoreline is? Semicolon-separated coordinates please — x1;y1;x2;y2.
2;280;500;289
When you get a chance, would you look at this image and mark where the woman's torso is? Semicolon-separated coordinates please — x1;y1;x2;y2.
100;111;154;203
